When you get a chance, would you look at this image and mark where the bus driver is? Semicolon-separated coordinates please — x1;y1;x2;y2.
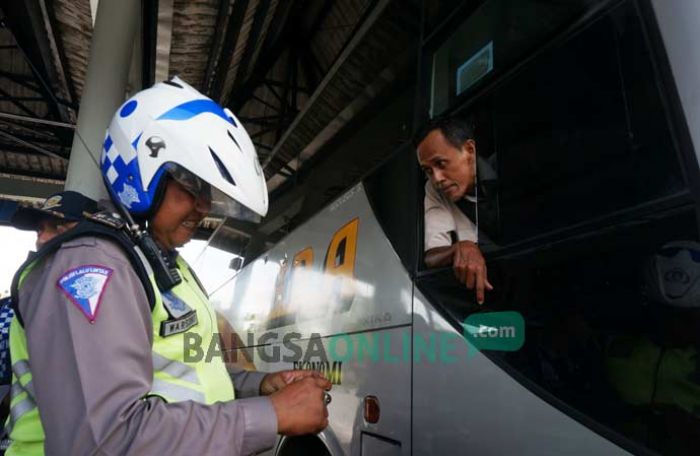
415;117;493;304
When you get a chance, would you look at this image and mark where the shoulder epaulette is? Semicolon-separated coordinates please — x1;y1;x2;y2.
84;210;126;230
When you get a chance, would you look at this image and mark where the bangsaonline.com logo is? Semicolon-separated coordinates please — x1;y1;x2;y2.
183;311;524;364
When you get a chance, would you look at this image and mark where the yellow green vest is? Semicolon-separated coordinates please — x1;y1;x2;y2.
7;252;234;456
606;334;700;414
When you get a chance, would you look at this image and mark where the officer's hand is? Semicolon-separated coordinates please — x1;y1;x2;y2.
452;240;493;304
270;376;332;435
260;369;326;395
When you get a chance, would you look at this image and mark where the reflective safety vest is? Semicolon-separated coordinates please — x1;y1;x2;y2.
606;334;700;415
6;223;234;455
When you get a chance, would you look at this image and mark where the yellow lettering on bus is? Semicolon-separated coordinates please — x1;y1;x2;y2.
325;218;359;277
324;218;359;313
293;247;314;269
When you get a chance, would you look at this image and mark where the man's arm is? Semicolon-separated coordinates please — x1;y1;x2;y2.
218;316;328;397
425;241;493;304
423;183;492;303
424;245;455;268
228;365;268;398
21;237;279;455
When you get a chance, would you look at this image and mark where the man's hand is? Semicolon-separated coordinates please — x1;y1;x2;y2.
260;369;326;395
452;240;493;304
270;376;332;435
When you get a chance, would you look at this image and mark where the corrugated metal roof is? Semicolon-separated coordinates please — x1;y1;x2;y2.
263;0;414;179
0;28;49;119
168;0;220;89
52;0;92;99
311;0;371;70
0;0;420;235
0;150;66;178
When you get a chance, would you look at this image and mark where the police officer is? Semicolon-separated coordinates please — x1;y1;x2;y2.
10;191;99;250
6;78;330;455
606;240;700;454
0;191;99;440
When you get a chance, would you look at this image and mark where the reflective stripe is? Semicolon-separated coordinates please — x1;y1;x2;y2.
9;396;35;428
152;352;199;385
151;378;205;403
22;380;35;400
134;246;155;277
10;380;34;401
12;360;30;379
10;383;21;401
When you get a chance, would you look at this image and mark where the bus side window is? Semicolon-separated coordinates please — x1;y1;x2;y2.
417;0;700;454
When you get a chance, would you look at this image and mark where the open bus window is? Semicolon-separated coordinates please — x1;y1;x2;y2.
417;0;700;453
428;0;687;248
415;111;498;257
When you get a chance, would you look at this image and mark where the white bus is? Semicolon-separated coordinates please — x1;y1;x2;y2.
193;1;700;454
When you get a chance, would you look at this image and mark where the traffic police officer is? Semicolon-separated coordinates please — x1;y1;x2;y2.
606;240;700;454
1;191;99;442
10;191;99;250
6;77;330;455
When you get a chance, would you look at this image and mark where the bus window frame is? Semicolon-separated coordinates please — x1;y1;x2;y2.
412;0;700;453
415;0;700;266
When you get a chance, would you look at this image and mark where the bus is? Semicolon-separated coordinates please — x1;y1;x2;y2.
192;0;700;454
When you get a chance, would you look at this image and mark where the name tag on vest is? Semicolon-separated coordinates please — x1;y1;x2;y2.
160;311;198;337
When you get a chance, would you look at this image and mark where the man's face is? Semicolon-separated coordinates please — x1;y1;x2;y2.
36;219;77;249
417;129;476;202
150;179;211;250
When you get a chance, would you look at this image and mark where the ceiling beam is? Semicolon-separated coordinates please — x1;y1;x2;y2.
0;173;64;202
0;86;40;118
0;111;75;129
209;0;250;102
226;1;299;110
0;130;66;161
232;0;273;87
202;0;232;94
261;0;393;171
0;2;73;123
228;0;336;111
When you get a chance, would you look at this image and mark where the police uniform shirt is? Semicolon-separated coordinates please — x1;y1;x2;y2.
15;235;276;455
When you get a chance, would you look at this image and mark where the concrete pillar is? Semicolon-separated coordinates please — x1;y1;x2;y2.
64;0;140;200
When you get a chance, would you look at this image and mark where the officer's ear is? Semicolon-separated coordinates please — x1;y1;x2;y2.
55;222;76;235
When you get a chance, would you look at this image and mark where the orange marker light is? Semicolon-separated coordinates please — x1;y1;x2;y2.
364;395;380;424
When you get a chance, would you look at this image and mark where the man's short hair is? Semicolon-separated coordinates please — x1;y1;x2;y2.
413;116;475;150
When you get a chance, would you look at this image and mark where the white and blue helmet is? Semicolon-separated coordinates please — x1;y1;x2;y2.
101;77;267;221
645;241;700;308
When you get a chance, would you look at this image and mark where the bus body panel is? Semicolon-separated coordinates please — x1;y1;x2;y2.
211;184;414;455
247;327;412;456
412;288;631;455
214;184;412;344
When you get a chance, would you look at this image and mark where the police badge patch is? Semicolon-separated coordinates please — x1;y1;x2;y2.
57;265;113;322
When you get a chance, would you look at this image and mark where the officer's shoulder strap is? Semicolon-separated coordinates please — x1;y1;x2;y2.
10;214;157;326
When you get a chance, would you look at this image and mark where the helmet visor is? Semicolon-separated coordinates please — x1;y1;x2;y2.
165;163;261;222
